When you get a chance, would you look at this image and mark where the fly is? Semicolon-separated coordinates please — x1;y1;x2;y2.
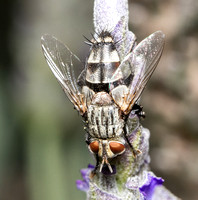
41;30;165;174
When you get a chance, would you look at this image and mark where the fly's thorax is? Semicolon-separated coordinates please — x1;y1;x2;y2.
85;33;122;84
87;104;124;139
86;92;124;139
88;138;126;159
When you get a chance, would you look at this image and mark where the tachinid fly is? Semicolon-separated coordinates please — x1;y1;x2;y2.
41;30;165;174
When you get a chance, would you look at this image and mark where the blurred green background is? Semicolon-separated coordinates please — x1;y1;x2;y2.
0;0;198;199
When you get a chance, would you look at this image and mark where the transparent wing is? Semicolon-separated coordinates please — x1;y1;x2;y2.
110;31;165;114
41;34;87;114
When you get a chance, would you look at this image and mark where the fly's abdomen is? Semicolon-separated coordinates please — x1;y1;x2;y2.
87;104;124;139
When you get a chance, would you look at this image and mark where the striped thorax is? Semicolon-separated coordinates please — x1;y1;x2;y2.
87;92;124;139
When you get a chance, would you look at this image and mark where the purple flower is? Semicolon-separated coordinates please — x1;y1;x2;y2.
76;164;94;192
139;172;164;200
94;0;129;34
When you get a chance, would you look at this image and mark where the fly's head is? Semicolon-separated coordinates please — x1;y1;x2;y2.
88;137;126;174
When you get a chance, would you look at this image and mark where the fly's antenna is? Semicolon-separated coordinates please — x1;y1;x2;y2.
99;156;113;173
105;157;113;173
99;158;105;172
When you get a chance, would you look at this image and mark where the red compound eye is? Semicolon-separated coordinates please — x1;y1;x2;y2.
89;141;99;153
109;142;125;154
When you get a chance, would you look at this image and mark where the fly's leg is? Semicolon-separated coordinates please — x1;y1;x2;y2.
90;154;100;178
133;104;146;119
94;154;100;172
123;125;141;157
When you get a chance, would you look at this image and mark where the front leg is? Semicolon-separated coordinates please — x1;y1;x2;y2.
89;154;100;178
123;124;141;157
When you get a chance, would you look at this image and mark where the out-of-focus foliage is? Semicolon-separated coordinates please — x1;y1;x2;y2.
0;0;197;200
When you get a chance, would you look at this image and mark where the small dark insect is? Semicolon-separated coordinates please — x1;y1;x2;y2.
41;30;165;174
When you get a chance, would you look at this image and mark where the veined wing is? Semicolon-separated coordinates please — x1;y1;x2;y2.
110;31;165;114
41;34;87;115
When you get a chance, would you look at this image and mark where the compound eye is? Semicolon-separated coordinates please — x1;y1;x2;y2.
109;142;125;154
89;141;99;154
